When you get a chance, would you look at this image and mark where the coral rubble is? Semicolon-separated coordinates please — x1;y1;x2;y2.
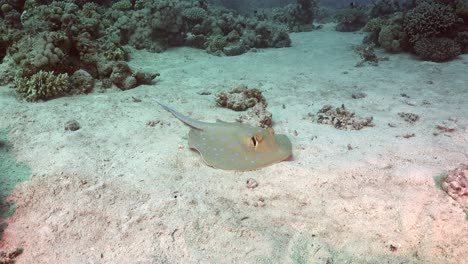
0;247;23;264
398;112;420;123
314;104;374;130
216;84;266;111
441;164;468;215
237;103;273;128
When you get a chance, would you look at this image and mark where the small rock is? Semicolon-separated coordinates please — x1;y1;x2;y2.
351;92;367;99
400;133;415;139
246;178;258;189
254;197;265;207
398;112;419;123
147;120;161;127
65;120;80;131
197;90;212;95
223;43;246;56
404;100;417;106
69;69;95;94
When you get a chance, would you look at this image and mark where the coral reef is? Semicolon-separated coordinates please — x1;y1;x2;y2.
0;0;315;101
414;37;461;62
441;164;468;215
113;0;296;56
216;85;266;111
1;1;158;101
269;0;319;32
403;2;459;44
15;70;69;102
362;0;466;62
335;7;368;32
369;0;401;18
314;104;374;130
10;32;75;78
237;103;273;128
378;23;406;53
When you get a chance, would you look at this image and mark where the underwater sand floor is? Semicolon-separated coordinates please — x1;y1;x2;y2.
1;25;467;263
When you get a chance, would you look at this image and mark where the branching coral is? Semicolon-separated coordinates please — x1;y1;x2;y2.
403;2;459;43
15;70;69;102
414;37;461;62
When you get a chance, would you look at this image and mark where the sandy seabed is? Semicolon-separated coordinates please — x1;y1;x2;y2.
0;25;467;263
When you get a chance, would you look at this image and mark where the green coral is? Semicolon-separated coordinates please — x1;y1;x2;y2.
112;0;132;11
378;24;406;52
363;17;386;33
15;70;69;101
182;7;207;22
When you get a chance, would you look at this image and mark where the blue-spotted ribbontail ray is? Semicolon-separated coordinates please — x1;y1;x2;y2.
155;100;292;171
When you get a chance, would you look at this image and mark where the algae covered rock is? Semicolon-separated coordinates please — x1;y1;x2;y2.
15;70;69;102
109;62;158;90
216;85;266;111
69;69;95;94
441;164;468;215
314;104;374;130
237;103;273;128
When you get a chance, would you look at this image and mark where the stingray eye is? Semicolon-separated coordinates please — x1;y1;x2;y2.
250;136;258;147
267;127;275;135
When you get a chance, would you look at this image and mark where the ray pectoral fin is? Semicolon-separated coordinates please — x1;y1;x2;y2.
274;134;293;159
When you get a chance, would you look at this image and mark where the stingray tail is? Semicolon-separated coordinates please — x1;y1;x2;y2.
153;98;205;130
